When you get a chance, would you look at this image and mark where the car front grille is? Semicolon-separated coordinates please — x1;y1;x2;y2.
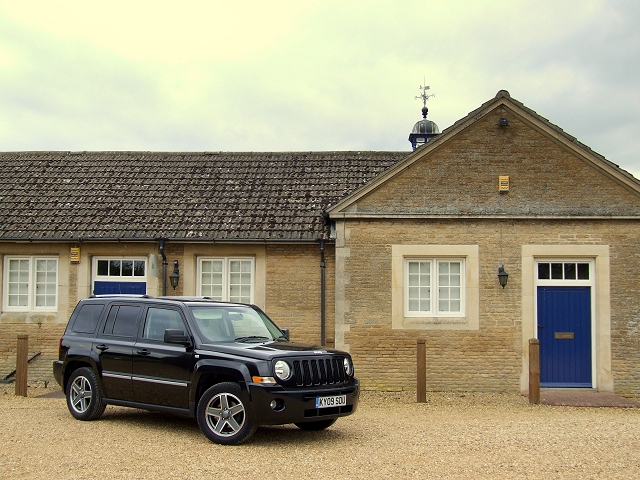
292;357;347;387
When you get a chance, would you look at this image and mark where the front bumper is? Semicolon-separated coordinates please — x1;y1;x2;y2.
246;379;360;426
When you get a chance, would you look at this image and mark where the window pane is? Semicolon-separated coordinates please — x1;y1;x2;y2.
538;263;550;279
551;263;563;279
407;261;431;312
134;261;145;276
578;263;590;280
111;305;140;337
35;258;57;309
97;260;108;276
211;285;223;300
564;263;576;280
200;260;224;298
109;260;121;276
72;304;105;334
122;260;133;276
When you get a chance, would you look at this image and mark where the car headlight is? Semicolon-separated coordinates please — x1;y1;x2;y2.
274;360;292;381
343;357;353;376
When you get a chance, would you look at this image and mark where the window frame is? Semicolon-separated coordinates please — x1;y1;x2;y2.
404;257;466;318
197;257;255;304
92;257;148;282
392;245;479;331
3;256;59;312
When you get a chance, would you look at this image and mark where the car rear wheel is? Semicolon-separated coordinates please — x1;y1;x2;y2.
66;367;106;421
197;382;256;445
294;418;337;430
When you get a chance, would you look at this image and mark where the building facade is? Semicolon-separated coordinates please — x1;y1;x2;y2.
3;91;640;396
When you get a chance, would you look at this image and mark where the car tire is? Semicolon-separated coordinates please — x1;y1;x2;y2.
197;382;256;445
294;418;337;431
66;367;106;421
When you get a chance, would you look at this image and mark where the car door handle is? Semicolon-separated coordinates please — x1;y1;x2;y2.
95;344;108;351
136;349;151;356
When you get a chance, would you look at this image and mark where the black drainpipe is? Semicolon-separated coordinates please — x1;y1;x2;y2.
159;239;168;296
320;239;326;346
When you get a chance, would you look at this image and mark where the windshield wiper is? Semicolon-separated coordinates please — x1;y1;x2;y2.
234;336;271;343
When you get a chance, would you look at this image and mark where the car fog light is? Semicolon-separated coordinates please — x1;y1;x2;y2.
270;398;285;411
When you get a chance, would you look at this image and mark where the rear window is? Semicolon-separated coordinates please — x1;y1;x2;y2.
71;304;105;334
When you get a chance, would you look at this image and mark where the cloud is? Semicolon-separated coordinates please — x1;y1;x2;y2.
0;0;637;175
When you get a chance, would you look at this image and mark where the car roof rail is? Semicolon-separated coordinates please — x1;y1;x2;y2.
89;294;154;299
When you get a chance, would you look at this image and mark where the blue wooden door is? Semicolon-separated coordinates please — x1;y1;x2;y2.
93;281;146;295
537;286;592;387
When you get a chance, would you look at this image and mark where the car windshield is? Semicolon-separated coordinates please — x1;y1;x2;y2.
188;305;286;343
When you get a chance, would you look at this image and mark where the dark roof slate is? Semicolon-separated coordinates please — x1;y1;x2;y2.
0;151;408;242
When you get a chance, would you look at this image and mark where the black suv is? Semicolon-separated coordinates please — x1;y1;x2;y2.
53;295;359;444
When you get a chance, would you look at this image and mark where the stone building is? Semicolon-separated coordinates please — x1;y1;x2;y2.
2;90;640;396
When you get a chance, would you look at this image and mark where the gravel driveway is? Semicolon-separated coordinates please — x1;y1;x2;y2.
1;386;640;479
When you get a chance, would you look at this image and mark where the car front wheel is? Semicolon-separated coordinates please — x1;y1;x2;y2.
197;382;256;445
66;367;106;421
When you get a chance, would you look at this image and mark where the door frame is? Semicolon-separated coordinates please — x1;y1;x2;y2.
521;245;612;393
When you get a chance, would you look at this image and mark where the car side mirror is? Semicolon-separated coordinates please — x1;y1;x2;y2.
280;328;290;340
164;329;192;346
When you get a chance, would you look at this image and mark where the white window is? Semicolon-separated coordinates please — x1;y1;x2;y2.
198;257;254;303
93;257;147;280
405;258;465;317
3;256;58;311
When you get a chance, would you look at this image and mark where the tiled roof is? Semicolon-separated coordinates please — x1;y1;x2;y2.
0;151;408;242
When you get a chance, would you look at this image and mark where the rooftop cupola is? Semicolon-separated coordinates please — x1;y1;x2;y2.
408;84;439;150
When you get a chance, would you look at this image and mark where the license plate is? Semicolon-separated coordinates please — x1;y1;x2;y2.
315;395;347;408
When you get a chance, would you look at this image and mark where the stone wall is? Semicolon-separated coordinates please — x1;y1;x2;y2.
265;243;335;347
0;241;334;384
336;218;640;395
332;106;640;395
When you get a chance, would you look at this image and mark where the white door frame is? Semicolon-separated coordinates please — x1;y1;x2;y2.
521;245;612;393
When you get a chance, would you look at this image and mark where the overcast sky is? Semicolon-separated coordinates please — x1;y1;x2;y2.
0;1;638;176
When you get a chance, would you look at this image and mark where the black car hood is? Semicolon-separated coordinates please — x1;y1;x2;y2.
196;341;345;360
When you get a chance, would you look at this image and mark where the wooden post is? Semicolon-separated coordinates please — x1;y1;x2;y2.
417;338;426;403
15;335;29;397
529;338;540;404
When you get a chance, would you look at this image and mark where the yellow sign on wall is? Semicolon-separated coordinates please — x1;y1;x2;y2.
70;247;80;263
499;175;510;193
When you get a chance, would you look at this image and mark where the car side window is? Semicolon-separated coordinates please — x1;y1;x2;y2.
102;305;141;338
71;304;105;334
142;307;187;342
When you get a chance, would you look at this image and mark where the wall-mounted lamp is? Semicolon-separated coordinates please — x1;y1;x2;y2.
498;117;509;127
498;265;509;288
169;260;180;289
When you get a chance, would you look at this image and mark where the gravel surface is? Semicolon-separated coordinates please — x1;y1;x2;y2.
1;386;640;479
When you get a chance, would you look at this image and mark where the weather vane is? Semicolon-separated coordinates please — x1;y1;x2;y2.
414;81;434;118
415;83;435;107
